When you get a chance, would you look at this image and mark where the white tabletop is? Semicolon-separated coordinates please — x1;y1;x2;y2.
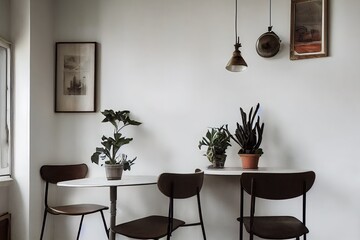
204;166;309;176
58;175;158;188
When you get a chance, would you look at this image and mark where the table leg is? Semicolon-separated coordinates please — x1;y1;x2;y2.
239;176;243;240
109;186;117;240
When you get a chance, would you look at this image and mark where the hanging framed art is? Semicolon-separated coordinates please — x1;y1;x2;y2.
55;42;97;112
290;0;328;60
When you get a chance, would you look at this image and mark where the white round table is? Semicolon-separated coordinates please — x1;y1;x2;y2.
58;175;158;240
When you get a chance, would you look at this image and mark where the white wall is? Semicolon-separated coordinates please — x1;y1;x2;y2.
9;0;31;239
0;0;10;39
29;0;55;239
7;0;360;239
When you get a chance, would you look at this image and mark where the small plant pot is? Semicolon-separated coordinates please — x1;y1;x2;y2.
105;164;123;180
239;154;261;169
211;154;227;168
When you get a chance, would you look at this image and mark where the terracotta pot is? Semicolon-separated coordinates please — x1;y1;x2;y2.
239;154;261;169
105;164;123;180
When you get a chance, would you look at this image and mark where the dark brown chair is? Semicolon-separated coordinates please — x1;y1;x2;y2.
113;169;206;239
40;164;109;240
0;213;11;240
238;171;315;240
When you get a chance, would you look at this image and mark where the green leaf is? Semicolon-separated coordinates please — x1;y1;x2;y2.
128;120;142;126
91;152;101;165
233;103;264;153
123;157;136;171
94;109;141;169
198;125;231;160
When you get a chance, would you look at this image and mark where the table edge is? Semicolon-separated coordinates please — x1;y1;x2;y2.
58;175;158;188
203;167;311;176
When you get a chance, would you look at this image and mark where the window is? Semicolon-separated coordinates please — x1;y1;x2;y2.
0;38;11;177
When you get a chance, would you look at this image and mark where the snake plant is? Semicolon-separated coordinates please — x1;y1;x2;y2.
228;103;264;154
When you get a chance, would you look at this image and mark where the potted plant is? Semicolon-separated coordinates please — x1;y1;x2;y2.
227;103;264;169
91;109;142;180
198;125;231;168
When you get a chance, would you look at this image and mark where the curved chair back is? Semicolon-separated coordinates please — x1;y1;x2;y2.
241;171;316;200
113;169;207;239
157;170;204;199
39;163;109;240
40;164;88;184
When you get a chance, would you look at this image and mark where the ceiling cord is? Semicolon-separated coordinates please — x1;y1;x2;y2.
235;0;238;43
269;0;273;31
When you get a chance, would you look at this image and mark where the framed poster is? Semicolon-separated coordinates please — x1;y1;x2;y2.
55;42;97;112
290;0;328;60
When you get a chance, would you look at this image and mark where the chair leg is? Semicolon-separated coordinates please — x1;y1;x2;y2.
166;229;172;240
197;192;206;240
77;215;85;240
249;233;254;240
40;210;48;240
100;210;109;238
200;219;206;240
239;223;243;240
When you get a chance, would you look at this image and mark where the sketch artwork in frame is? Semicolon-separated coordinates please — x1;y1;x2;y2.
290;0;328;60
55;42;96;112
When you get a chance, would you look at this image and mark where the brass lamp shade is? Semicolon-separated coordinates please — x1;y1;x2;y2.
226;43;248;72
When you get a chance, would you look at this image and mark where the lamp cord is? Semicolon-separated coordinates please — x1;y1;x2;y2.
235;0;238;43
269;0;272;31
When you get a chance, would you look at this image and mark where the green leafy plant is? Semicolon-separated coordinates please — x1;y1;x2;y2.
227;103;264;154
198;125;231;163
91;109;142;170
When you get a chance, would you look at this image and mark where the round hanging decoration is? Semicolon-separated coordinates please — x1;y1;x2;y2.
256;0;281;58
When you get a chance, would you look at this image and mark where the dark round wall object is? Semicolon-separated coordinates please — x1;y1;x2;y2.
256;31;281;58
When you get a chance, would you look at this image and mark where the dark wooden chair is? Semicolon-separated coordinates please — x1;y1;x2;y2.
238;171;316;240
0;213;11;240
112;169;206;239
40;164;109;240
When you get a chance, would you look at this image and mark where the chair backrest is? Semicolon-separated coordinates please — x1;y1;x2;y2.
241;171;315;200
157;170;204;199
40;164;88;184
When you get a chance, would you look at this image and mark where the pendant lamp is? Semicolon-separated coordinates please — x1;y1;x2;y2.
226;0;247;72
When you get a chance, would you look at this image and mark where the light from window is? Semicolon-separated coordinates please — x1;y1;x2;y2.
0;38;11;177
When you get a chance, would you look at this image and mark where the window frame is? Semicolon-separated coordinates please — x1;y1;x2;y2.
0;37;11;177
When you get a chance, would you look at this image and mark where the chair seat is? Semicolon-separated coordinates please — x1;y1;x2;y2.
240;216;309;239
48;204;109;216
113;215;185;239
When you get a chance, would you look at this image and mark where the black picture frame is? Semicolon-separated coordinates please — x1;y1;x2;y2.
55;42;97;112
